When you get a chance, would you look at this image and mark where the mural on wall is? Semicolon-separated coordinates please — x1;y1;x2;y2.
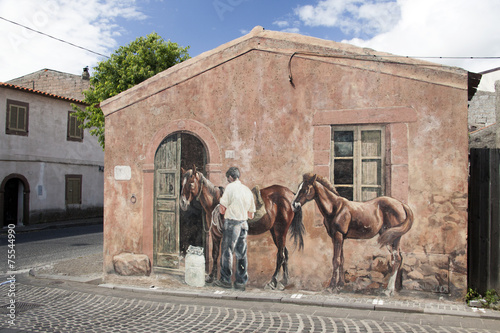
180;166;305;290
291;173;414;296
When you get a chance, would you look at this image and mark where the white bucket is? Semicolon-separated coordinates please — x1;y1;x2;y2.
185;246;205;287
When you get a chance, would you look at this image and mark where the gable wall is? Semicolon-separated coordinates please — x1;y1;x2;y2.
102;34;469;295
7;69;90;101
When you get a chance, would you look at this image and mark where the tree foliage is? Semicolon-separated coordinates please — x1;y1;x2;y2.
73;33;190;148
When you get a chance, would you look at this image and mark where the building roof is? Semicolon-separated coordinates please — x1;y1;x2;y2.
0;82;86;104
101;26;470;116
6;68;90;101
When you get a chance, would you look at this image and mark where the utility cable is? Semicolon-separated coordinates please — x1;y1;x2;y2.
0;16;109;58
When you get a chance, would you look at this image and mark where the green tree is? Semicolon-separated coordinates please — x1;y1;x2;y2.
73;32;190;148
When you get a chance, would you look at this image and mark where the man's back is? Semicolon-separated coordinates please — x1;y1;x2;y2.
220;180;255;221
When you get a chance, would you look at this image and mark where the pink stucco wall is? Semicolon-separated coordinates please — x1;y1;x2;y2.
101;27;469;296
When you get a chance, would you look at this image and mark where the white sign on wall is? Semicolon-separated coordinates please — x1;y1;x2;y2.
114;166;131;181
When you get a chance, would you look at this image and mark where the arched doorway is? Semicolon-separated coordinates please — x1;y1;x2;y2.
1;174;30;227
153;133;206;269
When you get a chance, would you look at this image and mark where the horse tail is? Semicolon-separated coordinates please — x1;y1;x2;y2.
378;203;414;247
289;204;305;251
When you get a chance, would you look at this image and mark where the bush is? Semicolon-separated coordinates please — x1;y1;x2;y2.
465;288;499;310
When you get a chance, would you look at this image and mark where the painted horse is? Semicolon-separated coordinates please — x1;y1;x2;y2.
180;166;305;290
291;173;413;296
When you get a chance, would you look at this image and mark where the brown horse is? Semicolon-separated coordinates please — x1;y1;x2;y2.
291;173;413;296
180;166;304;290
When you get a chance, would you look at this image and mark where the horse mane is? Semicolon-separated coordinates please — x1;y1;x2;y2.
198;172;223;197
303;173;340;196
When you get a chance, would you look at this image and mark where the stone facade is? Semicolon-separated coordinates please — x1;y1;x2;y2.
100;27;470;297
468;90;496;131
7;68;90;101
468;74;500;148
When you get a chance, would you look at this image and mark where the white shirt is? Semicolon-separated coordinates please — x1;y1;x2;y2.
220;179;256;221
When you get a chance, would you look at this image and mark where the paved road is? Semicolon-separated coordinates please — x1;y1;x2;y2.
0;224;102;272
0;275;499;333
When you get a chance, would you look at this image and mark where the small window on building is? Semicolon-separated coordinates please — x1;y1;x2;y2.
67;111;83;141
6;99;29;136
331;126;385;201
65;175;82;205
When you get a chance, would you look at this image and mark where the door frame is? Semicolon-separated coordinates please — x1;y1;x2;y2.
142;119;222;271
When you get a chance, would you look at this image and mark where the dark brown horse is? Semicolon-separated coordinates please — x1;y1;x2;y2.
180;166;304;290
291;173;413;296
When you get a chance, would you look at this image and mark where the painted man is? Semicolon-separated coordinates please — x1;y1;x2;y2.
215;167;256;291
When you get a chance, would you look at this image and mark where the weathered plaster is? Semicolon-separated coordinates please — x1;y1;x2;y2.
101;26;469;296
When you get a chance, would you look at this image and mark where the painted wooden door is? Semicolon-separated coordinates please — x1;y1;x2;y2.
154;134;181;268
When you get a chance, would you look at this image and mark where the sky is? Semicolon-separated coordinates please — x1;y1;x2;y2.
1;0;500;90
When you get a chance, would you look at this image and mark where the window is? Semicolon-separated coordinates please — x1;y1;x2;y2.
6;99;29;136
331;126;385;201
67;111;83;141
65;175;82;205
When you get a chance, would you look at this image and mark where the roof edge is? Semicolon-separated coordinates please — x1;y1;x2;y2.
101;26;468;115
0;82;86;104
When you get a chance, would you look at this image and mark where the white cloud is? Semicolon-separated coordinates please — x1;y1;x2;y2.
0;0;146;81
281;27;301;34
295;0;400;37
294;0;500;84
273;20;289;28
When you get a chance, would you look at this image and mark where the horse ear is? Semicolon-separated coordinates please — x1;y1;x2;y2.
312;174;317;183
192;164;197;173
181;167;186;175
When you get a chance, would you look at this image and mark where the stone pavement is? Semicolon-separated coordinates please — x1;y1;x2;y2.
1;272;500;333
1;220;500;332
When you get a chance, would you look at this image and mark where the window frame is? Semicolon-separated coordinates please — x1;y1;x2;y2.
67;111;84;142
331;125;385;201
6;99;29;136
65;175;82;205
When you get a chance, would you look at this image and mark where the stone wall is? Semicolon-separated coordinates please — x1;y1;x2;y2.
468;90;496;131
7;68;90;101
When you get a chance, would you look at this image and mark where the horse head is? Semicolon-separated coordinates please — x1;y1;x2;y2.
180;165;201;211
292;173;317;212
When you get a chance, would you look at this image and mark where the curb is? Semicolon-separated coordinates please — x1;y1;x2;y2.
96;282;500;320
1;218;103;234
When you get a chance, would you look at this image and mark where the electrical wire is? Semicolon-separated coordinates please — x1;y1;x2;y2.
287;51;500;87
0;16;109;58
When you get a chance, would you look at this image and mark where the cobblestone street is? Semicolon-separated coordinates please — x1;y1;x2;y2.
1;274;499;333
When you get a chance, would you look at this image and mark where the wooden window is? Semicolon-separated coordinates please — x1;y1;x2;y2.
67;111;83;141
331;126;385;201
65;175;82;205
6;99;29;136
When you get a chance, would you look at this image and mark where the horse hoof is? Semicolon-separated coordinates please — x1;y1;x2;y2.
326;286;341;294
383;289;395;297
265;281;277;290
205;276;214;284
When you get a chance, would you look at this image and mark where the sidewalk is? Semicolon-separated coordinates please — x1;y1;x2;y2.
97;281;500;320
1;217;103;234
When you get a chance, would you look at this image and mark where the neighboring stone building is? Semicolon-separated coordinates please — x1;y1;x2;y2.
7;68;91;101
0;71;103;226
468;68;500;148
101;27;473;297
468;90;495;131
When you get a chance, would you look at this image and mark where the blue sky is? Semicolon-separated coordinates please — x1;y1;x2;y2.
2;0;500;90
